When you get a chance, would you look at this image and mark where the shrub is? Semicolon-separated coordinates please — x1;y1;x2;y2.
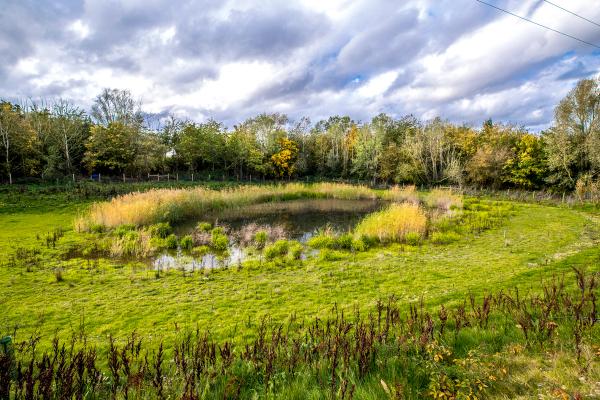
355;203;427;244
197;222;212;232
211;233;229;251
180;235;194;251
149;222;172;239
165;234;178;250
425;189;463;211
264;240;290;260
430;231;461;245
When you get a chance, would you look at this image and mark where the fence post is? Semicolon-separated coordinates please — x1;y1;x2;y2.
123;173;126;183
176;173;179;182
192;173;194;182
99;173;101;183
167;173;170;181
72;173;75;183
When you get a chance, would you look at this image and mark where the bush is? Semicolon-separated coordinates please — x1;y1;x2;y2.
197;222;212;232
165;234;178;249
180;235;194;251
149;222;172;239
211;233;229;251
264;240;290;260
355;203;427;244
430;231;461;245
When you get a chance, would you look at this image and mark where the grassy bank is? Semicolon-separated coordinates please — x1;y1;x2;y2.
0;182;599;398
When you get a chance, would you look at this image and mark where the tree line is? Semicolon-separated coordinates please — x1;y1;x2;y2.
0;78;599;194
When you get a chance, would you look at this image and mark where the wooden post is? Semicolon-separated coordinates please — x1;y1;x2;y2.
99;173;101;182
72;173;75;183
176;173;179;182
123;173;125;183
167;173;170;181
191;173;194;182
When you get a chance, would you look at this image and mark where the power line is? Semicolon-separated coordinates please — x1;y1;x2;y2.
541;0;600;29
474;0;600;50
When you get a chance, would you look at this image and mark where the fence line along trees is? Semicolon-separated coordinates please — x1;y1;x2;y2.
0;77;599;194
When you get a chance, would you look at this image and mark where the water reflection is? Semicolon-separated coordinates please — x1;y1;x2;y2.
153;198;385;271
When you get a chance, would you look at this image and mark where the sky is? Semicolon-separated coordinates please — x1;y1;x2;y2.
1;0;599;131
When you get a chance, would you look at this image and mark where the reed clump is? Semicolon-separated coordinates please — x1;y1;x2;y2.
424;188;463;211
381;184;419;204
355;203;427;243
78;183;381;230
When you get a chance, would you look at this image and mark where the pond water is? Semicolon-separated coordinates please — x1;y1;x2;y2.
153;198;385;271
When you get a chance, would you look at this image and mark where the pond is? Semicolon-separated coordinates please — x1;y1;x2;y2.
153;198;386;270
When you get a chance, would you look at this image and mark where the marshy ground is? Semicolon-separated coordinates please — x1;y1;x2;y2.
0;182;599;399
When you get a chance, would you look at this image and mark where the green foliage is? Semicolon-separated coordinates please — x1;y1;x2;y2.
196;222;212;232
288;241;303;260
430;231;461;245
306;233;335;249
165;234;178;250
264;239;290;260
179;235;194;251
113;224;136;238
192;245;210;257
210;232;229;251
253;230;268;250
149;222;172;239
405;232;422;246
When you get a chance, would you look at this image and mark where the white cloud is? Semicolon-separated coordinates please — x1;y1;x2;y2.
1;0;599;129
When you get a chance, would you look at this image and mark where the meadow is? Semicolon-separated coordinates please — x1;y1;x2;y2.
0;181;599;399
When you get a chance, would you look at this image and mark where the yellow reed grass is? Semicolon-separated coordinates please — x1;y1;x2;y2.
424;189;463;211
78;183;380;230
354;203;427;243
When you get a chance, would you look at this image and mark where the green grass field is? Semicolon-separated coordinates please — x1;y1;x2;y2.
1;182;599;399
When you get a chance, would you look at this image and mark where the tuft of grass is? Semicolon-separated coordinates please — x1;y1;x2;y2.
355;203;427;243
381;184;419;204
430;231;461;245
210;231;229;251
196;221;212;232
264;239;290;260
425;189;463;211
179;235;194;251
148;222;172;239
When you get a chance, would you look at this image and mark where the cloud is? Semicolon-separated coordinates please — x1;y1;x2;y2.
0;0;599;130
